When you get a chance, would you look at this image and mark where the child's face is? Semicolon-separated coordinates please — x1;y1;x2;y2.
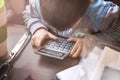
40;0;91;31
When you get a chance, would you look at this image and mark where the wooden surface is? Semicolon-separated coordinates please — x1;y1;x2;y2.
7;26;80;80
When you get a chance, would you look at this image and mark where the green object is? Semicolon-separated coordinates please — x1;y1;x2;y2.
0;25;7;43
0;0;4;12
0;0;7;43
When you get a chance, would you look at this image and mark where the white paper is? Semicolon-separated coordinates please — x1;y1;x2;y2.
56;64;85;80
56;47;102;80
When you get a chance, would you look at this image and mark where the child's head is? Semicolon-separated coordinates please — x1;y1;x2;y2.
40;0;91;31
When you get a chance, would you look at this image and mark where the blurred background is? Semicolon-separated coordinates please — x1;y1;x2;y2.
5;0;29;25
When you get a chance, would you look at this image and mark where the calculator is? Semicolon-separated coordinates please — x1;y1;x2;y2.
35;37;75;59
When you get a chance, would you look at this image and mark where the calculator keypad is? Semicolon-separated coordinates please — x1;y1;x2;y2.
46;38;74;53
36;37;75;59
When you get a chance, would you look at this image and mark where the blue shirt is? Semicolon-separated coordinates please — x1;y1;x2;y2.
85;0;112;32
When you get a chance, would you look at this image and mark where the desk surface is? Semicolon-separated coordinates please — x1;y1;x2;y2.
7;26;80;80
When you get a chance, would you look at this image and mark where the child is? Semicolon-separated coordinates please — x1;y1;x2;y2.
23;0;120;58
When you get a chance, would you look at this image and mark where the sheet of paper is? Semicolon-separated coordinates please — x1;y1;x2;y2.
56;64;85;80
56;47;102;80
56;46;120;80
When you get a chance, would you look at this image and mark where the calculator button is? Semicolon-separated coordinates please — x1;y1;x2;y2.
63;49;69;52
37;37;75;59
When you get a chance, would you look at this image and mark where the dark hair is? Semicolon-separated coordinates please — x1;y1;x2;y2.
40;0;91;31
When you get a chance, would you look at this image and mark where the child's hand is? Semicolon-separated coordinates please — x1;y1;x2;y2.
31;28;58;48
67;37;83;58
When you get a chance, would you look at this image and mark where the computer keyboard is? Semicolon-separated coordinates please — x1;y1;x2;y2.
35;37;75;59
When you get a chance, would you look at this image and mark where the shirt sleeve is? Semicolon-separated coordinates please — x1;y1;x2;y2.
23;0;47;34
101;2;120;31
85;0;112;32
85;0;120;46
